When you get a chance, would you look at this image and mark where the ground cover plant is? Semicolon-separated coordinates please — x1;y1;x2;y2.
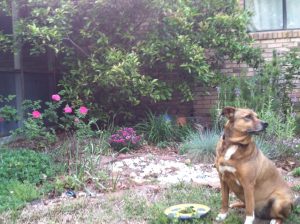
0;149;56;212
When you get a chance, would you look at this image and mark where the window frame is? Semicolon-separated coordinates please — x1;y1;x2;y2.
244;0;300;32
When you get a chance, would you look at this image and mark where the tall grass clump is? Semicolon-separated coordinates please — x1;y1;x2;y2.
179;129;220;162
136;112;193;145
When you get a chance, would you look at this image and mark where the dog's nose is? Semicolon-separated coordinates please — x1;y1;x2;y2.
262;122;268;128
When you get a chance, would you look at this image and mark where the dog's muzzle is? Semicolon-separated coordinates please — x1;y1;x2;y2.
262;122;268;130
248;121;268;134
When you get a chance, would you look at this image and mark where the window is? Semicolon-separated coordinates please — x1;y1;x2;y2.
245;0;300;31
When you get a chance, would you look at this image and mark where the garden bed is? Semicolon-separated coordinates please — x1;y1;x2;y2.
1;146;299;224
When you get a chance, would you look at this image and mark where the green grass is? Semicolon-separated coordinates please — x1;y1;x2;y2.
179;130;220;163
2;183;300;223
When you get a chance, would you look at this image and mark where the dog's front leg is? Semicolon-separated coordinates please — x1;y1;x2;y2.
216;179;229;221
242;183;255;224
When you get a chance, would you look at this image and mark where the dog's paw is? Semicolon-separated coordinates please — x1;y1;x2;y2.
244;214;255;224
216;213;228;221
270;219;282;224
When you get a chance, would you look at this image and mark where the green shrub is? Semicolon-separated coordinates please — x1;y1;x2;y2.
0;0;262;124
0;149;55;184
179;129;220;162
293;167;300;177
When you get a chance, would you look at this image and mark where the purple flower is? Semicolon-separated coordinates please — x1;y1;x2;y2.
109;127;142;151
291;96;298;103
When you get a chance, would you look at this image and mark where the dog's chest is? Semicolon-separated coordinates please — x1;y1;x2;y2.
223;145;238;160
218;145;239;174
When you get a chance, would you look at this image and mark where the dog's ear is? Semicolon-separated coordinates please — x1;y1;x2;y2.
221;107;236;121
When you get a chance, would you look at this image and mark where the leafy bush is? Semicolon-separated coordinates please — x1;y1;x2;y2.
10;94;99;149
179;129;220;162
109;127;142;152
0;95;18;122
0;0;262;123
0;149;55;184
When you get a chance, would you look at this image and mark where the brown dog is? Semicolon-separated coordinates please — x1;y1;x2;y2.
215;107;295;224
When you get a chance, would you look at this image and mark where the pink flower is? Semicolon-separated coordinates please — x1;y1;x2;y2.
74;117;80;123
32;110;41;118
64;105;72;113
0;117;4;122
79;106;88;115
51;94;61;101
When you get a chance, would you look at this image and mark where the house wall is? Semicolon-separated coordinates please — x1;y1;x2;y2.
192;2;300;127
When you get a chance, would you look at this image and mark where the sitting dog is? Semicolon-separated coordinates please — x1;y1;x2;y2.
215;107;296;224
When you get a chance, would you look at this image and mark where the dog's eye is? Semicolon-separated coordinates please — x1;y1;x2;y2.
244;115;252;120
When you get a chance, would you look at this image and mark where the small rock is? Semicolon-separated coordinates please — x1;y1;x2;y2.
43;200;49;205
78;192;87;197
130;172;137;178
62;214;73;223
184;159;191;165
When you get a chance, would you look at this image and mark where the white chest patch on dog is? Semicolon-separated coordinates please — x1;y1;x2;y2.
219;165;236;174
244;213;255;224
224;145;238;160
270;219;279;224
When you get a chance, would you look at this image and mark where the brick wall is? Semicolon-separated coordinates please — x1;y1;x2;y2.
192;23;300;126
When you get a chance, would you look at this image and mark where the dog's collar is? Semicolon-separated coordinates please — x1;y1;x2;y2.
222;134;250;146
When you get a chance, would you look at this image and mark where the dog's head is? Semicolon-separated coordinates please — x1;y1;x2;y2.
222;107;268;134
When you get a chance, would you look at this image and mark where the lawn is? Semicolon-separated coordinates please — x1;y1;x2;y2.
2;183;300;224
